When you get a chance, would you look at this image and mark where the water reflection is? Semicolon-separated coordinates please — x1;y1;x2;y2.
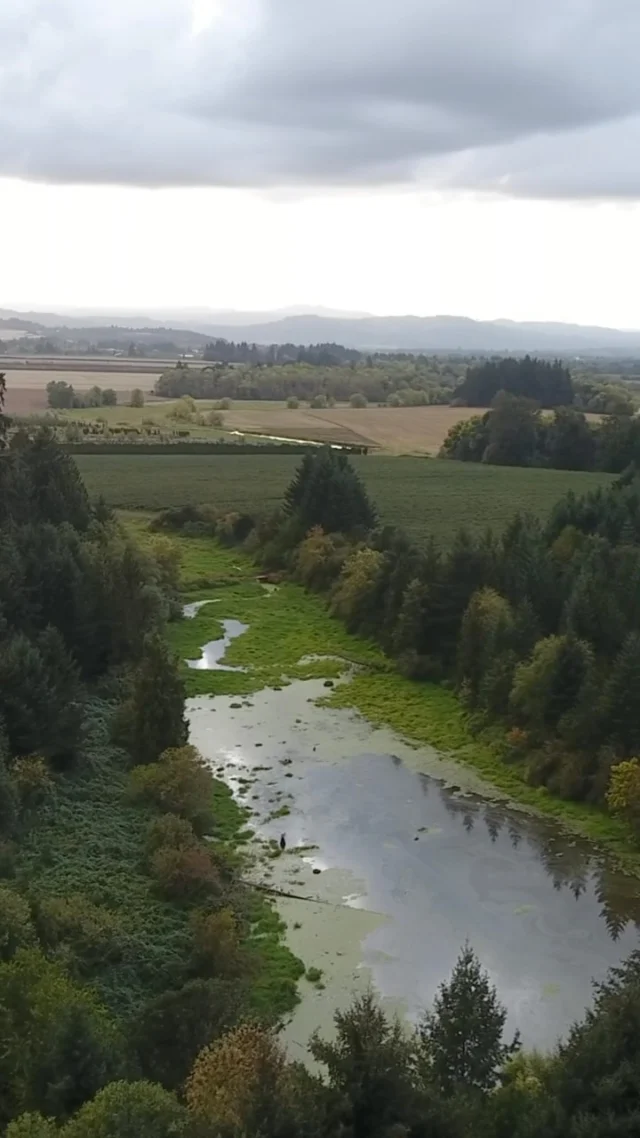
188;686;640;1048
185;618;249;672
438;780;640;941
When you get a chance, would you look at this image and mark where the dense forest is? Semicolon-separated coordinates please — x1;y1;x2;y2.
5;370;640;1136
154;353;636;415
441;393;640;471
453;356;574;408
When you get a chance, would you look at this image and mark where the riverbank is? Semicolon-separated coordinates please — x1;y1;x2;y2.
140;520;639;872
186;676;640;1051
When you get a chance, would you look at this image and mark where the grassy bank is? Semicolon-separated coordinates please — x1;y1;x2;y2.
134;521;640;870
327;674;637;864
170;579;384;698
14;689;303;1025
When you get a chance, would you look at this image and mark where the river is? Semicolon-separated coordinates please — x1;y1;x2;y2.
185;614;640;1062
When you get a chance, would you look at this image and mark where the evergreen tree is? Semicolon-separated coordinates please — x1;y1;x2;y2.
552;951;640;1135
0;629;81;760
309;991;417;1138
283;449;376;536
420;943;520;1096
483;393;541;467
422;529;490;667
547;407;596;471
603;633;640;755
510;634;594;735
128;634;187;765
563;551;625;659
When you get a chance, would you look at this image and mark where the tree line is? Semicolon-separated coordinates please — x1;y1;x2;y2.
453;356;574;408
46;380;119;409
154;359;457;405
203;339;362;365
442;392;640;471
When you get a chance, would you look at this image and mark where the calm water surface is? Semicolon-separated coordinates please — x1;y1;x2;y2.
187;646;640;1048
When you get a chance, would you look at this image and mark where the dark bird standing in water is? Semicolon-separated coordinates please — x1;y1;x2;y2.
280;833;286;850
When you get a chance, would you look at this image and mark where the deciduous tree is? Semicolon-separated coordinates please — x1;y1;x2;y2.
127;635;187;765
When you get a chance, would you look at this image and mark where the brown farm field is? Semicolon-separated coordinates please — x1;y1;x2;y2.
2;369;163;414
223;404;486;453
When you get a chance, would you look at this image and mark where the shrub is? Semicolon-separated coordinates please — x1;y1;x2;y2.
145;814;198;857
0;886;36;961
150;845;221;902
35;894;124;973
169;397;196;422
286;397;299;409
62;1080;190;1138
349;392;368;408
133;978;240;1090
6;1115;58;1138
150;505;218;536
129;746;215;835
10;756;55;815
190;908;242;977
130;389;145;408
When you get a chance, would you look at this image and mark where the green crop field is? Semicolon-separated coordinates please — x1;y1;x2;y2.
75;452;615;546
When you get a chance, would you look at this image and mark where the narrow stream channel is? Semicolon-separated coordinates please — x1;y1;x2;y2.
184;611;640;1058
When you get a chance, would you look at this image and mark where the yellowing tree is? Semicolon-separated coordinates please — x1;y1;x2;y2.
294;526;348;591
330;547;383;631
606;759;640;831
186;1023;286;1134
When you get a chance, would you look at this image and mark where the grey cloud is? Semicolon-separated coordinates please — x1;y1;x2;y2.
2;0;640;196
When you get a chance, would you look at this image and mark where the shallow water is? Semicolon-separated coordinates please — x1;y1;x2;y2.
189;677;640;1051
185;617;249;671
183;599;219;619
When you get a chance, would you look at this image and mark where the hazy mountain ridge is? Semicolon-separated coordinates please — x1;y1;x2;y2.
3;307;640;353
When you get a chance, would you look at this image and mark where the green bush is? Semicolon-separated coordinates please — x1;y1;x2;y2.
129;746;214;835
0;886;36;960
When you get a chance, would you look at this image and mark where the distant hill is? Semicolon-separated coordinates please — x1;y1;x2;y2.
3;307;640;354
193;314;640;354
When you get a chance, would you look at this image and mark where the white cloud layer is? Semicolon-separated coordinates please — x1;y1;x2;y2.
3;0;640;196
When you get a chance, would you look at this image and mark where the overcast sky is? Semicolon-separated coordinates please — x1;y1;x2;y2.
3;0;640;324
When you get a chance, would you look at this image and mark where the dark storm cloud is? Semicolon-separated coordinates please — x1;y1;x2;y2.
2;0;640;196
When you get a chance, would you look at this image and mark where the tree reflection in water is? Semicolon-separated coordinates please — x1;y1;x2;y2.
436;781;640;942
